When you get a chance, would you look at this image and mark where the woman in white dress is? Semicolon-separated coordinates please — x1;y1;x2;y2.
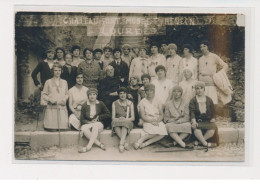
179;44;198;81
134;83;167;149
68;72;89;130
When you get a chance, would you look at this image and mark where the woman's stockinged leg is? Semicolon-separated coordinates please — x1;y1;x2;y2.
203;129;215;141
194;129;207;146
143;135;165;147
138;134;156;143
169;133;185;148
86;125;99;149
179;133;189;140
120;127;128;145
82;127;101;148
114;127;122;139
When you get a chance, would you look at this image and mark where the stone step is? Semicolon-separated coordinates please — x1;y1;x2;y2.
14;128;244;149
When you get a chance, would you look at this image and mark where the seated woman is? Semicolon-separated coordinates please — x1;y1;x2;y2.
78;88;111;153
134;83;167;149
189;81;219;147
68;72;89;130
137;73;151;102
164;85;193;149
111;87;135;153
41;63;69;131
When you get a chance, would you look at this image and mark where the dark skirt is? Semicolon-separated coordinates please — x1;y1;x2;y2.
195;121;219;146
111;120;134;135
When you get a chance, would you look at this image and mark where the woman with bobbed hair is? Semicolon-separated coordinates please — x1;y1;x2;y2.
134;83;167;149
41;63;69;131
111;87;135;153
189;81;219;147
164;85;193;149
78;88;111;153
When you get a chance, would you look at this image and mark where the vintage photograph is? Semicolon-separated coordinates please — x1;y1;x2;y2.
14;11;245;162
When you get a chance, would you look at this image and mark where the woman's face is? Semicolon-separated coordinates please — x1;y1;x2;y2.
151;46;158;54
145;89;155;99
142;78;150;85
94;52;102;60
123;48;130;55
73;49;80;57
130;78;138;86
85;50;93;60
53;67;61;78
106;67;114;77
161;44;168;53
183;48;190;57
88;93;97;102
56;49;64;60
104;49;111;58
119;92;127;100
156;69;166;78
183;69;192;80
168;48;176;56
195;86;205;96
139;48;146;57
76;74;83;85
172;89;182;100
65;54;73;64
133;47;139;55
200;44;209;54
47;51;55;60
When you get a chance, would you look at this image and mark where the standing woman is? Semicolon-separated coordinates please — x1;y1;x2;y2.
78;88;111;153
134;83;167;149
41;63;69;131
189;81;219;147
78;48;102;89
68;72;89;130
164;85;193;149
111;87;135;153
55;47;66;66
71;45;85;67
179;44;198;81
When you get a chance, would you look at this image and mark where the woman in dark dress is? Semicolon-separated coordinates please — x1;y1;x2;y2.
189;81;219;147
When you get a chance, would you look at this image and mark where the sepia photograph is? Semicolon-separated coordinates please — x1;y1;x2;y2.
14;10;245;162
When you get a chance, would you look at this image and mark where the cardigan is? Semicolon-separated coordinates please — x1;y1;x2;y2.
61;64;77;89
80;100;111;125
189;96;216;122
31;60;53;86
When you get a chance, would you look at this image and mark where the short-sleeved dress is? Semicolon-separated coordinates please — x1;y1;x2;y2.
152;79;174;105
138;98;168;135
68;86;89;130
111;100;134;134
41;78;69;130
179;79;197;105
179;56;198;81
164;99;191;134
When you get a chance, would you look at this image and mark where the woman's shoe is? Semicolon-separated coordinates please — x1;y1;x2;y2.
124;143;130;151
184;143;194;149
207;143;218;148
100;143;106;151
134;142;140;150
119;144;125;153
78;147;91;153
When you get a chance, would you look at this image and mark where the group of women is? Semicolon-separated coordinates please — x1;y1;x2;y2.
32;40;228;153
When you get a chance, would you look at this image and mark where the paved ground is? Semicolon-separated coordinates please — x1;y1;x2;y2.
15;142;244;162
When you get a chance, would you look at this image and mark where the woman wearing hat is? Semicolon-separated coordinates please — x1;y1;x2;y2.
179;44;198;82
111;87;135;153
129;46;149;83
68;72;89;130
41;63;69;131
31;48;56;90
189;81;219;147
166;43;182;85
121;44;133;67
78;88;111;153
164;85;193;149
134;83;167;149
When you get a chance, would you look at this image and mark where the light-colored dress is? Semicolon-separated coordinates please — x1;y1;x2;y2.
179;79;197;105
68;86;89;130
166;55;182;84
129;57;149;82
179;56;198;81
164;99;191;134
41;78;69;130
198;52;228;104
147;54;167;81
138;98;167;135
152;79;174;105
